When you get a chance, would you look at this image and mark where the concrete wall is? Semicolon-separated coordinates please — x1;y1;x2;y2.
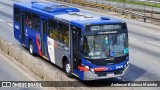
0;36;90;89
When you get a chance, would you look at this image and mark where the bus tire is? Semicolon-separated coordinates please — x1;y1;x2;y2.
29;41;35;55
64;60;73;78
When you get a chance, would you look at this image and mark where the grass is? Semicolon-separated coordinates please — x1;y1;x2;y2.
107;0;160;8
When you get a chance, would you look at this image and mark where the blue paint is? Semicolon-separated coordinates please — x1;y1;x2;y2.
78;69;84;80
110;51;114;57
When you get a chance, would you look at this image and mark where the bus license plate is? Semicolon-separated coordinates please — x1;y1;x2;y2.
107;73;114;76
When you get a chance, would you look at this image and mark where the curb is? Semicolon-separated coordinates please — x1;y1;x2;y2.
0;36;90;89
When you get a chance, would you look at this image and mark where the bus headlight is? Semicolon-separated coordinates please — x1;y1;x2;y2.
124;61;129;69
85;65;89;70
84;65;95;73
90;68;95;73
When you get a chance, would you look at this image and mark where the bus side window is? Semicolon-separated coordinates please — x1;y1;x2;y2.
32;14;40;32
48;19;58;40
25;12;32;28
50;30;58;40
14;8;20;23
58;22;69;45
64;31;69;45
58;23;64;43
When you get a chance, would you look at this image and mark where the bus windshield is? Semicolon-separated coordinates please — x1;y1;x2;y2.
83;33;128;59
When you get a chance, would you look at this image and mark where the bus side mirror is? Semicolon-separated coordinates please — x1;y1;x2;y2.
80;38;84;52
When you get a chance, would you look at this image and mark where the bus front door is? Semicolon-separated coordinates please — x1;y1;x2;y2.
20;11;25;44
41;19;48;58
71;26;81;74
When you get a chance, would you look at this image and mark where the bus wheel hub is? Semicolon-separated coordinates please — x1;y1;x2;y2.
30;44;33;53
66;64;71;73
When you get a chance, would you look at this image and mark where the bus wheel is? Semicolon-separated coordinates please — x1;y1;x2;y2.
29;41;35;55
64;61;73;78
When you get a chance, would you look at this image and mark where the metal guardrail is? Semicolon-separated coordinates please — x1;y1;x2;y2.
55;0;160;24
57;0;114;10
112;7;160;22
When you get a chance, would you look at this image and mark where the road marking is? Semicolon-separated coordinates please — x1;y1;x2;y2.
0;6;4;9
129;37;138;41
147;31;160;36
8;23;13;27
0;19;4;22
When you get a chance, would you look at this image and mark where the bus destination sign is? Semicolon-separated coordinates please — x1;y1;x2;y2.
90;24;122;31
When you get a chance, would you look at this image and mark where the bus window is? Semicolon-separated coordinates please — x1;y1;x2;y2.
49;19;57;29
48;20;58;40
58;22;69;45
14;8;20;23
50;30;58;40
59;33;63;42
64;31;69;45
25;12;32;28
32;14;40;32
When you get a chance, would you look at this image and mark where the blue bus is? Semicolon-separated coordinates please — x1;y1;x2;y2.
14;1;129;80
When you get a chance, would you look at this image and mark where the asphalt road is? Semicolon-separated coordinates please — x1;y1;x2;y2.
0;0;160;90
0;50;42;90
0;51;32;81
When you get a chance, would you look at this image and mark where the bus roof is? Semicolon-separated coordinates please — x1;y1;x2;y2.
14;1;123;26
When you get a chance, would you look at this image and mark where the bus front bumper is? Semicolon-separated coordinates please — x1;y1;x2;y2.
83;64;129;80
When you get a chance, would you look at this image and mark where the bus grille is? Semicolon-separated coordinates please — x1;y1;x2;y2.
95;68;124;77
90;55;128;66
